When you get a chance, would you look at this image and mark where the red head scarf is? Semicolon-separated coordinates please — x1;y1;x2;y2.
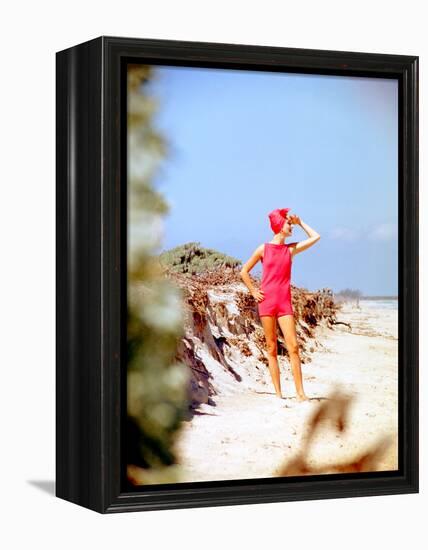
268;208;290;234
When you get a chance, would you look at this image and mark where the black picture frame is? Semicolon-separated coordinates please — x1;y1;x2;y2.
56;35;419;514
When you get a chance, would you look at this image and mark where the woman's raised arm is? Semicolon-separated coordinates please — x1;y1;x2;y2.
289;215;321;258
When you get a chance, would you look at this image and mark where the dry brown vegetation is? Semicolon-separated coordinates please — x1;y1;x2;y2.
160;266;341;408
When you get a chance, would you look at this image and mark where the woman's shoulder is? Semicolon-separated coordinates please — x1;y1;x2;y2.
255;243;265;258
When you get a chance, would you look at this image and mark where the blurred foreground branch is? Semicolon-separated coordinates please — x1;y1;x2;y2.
277;387;393;476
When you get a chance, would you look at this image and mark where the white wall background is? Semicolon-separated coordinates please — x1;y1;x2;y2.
0;1;424;547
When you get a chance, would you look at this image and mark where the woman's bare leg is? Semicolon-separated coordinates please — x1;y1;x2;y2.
277;315;309;401
260;316;282;398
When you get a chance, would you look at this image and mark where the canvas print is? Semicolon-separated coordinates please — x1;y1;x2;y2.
126;63;398;486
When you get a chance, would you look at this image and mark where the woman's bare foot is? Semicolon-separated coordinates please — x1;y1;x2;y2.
296;393;309;402
275;392;284;400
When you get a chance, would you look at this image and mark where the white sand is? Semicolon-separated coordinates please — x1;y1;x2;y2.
174;300;398;482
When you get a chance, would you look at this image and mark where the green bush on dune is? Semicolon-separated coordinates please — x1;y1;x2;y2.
158;242;242;275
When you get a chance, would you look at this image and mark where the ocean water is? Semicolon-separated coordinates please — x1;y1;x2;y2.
360;299;398;311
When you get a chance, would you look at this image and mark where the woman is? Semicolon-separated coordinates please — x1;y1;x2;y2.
240;208;321;402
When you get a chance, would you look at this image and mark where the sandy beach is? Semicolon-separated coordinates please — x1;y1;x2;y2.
174;299;398;482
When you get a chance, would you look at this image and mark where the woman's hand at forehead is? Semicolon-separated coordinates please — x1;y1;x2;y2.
289;214;301;225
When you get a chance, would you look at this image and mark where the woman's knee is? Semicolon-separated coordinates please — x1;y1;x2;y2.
266;340;278;356
287;340;299;356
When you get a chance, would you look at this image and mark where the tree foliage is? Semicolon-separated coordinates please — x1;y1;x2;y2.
127;64;190;486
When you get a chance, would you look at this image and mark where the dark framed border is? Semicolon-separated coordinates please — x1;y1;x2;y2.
56;36;418;513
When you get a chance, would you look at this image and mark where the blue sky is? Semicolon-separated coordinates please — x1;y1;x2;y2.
140;65;398;296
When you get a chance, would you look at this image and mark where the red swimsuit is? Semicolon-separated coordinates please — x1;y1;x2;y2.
258;242;294;318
